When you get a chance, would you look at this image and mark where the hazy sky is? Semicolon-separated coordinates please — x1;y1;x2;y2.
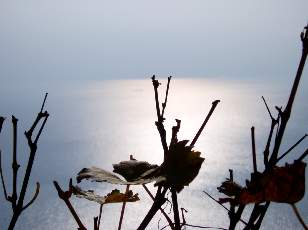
0;1;307;81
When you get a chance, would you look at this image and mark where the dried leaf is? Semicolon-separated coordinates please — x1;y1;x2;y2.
113;159;158;181
217;180;243;197
218;160;306;205
77;167;164;185
238;161;306;204
72;186;139;205
157;140;205;192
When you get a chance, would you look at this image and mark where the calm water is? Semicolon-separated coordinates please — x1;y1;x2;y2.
0;78;307;229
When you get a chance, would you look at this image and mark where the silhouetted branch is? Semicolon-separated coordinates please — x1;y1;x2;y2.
94;204;103;230
117;185;130;230
152;75;169;160
0;150;8;200
160;222;228;230
297;148;308;161
269;24;308;166
190;100;220;147
203;191;248;226
261;96;275;120
253;202;270;230
54;180;87;230
94;217;98;230
11;115;19;210
232;24;308;230
0;117;5;132
22;182;40;211
180;208;187;226
276;134;307;162
138;186;168;230
291;203;308;230
251;127;257;173
98;204;103;229
171;188;180;230
5;93;49;230
143;184;174;230
170;119;181;146
263;118;278;168
161;76;172;119
40;93;48;113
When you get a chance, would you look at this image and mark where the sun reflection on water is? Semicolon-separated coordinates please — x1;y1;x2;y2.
1;78;307;229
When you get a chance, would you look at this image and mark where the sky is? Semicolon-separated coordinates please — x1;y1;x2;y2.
0;0;307;81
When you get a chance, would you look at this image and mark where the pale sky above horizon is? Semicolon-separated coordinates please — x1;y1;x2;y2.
0;1;307;82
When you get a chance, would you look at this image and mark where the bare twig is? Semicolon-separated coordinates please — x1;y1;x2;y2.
0;117;5;132
238;25;308;230
291;203;308;230
297;148;308;161
143;184;175;230
0;150;8;200
254;202;270;230
94;204;103;230
171;188;180;230
8;93;49;230
263;119;278;168
11;115;19;209
269;24;308;166
138;186;168;230
98;204;103;229
180;208;187;225
203;191;229;213
94;216;99;230
190;100;220;147
161;76;172;119
54;180;86;230
203;191;248;226
276;134;307;162
21;182;40;211
160;222;227;230
40;93;48;113
118;185;130;230
152;75;169;160
170;119;181;146
261;96;275;120
251;127;257;173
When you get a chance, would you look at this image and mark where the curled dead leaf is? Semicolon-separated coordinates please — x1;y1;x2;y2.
157;140;205;192
77;167;162;185
113;159;158;181
72;186;139;205
218;160;306;205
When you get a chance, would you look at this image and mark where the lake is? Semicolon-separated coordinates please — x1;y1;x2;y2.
0;78;307;229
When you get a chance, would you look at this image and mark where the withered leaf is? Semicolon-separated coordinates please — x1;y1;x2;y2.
77;167;164;185
157;140;205;192
113;159;158;181
238;161;306;204
218;160;306;205
217;180;243;197
72;186;139;205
